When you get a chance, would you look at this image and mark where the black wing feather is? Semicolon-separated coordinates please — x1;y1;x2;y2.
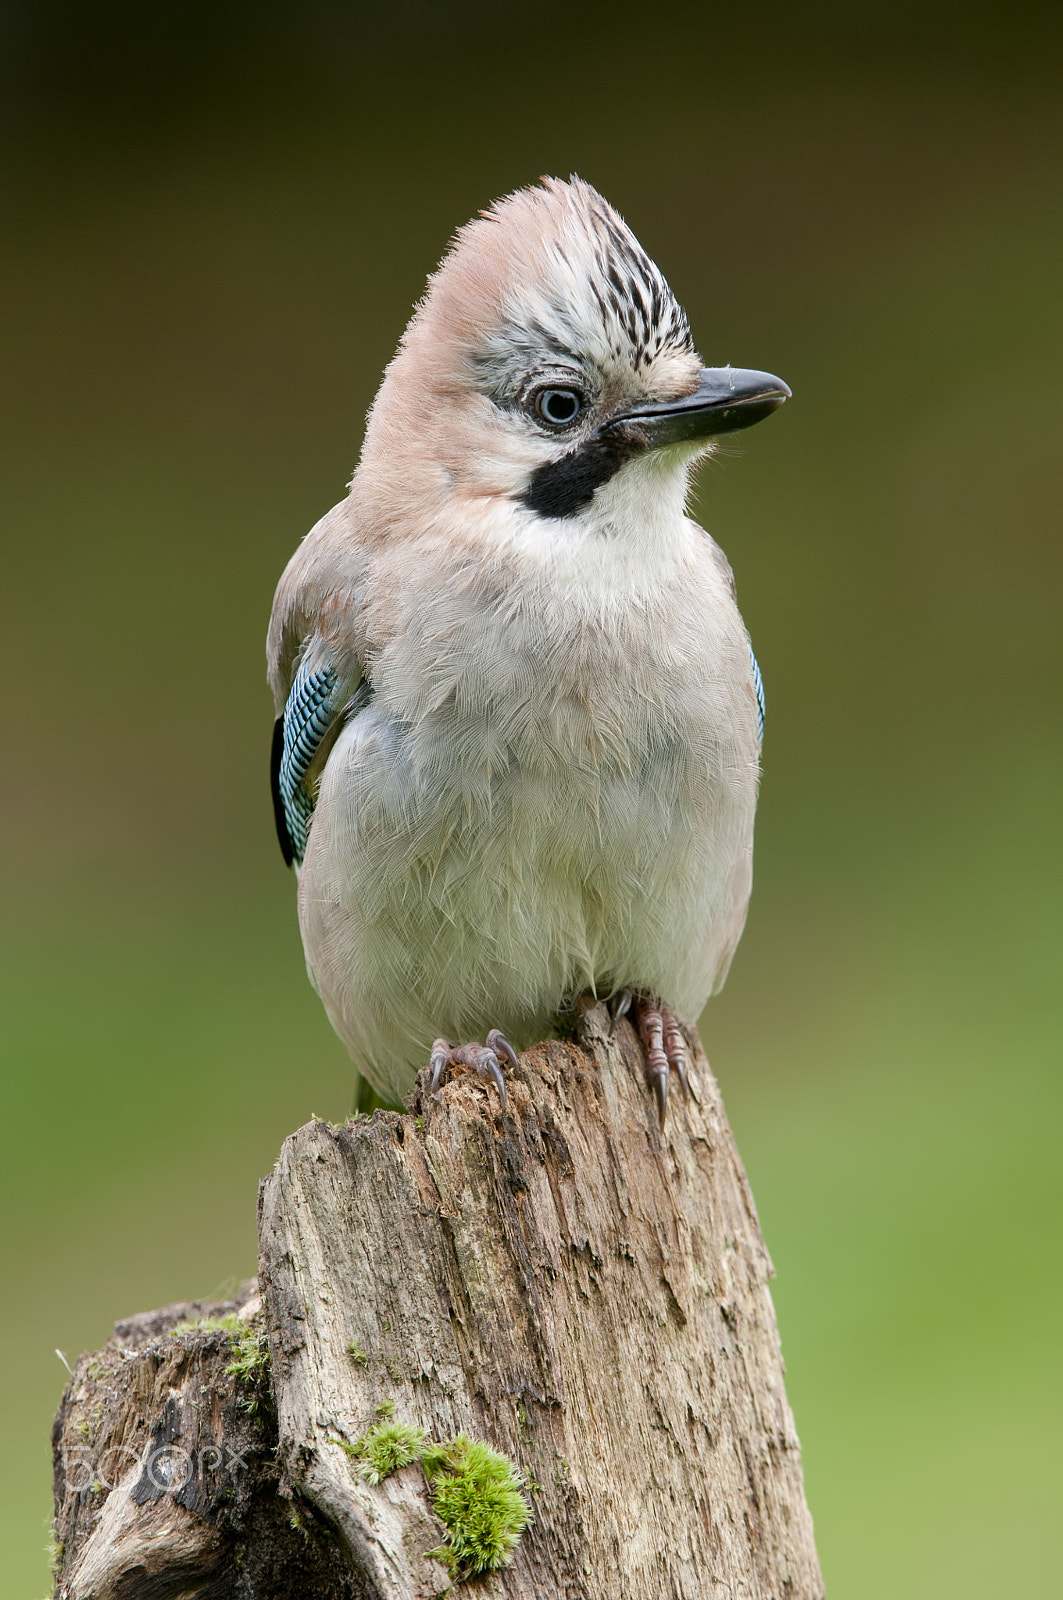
271;715;295;866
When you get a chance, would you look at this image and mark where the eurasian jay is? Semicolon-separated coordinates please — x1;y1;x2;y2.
268;177;788;1126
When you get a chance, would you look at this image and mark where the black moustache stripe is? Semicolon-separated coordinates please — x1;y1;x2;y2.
518;434;634;519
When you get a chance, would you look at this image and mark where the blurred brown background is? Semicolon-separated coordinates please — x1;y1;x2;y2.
1;2;1060;1593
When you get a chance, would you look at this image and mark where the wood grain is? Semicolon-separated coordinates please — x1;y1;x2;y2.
52;1003;822;1597
259;1002;823;1598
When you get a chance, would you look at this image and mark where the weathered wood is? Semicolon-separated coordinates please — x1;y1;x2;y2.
50;1287;361;1598
51;1005;823;1597
259;1002;822;1598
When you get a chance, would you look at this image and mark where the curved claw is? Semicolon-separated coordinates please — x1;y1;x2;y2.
485;1029;519;1073
426;1033;511;1111
638;1001;670;1130
633;997;693;1129
428;1038;451;1096
476;1050;509;1110
662;1012;689;1096
651;1065;668;1130
610;988;633;1022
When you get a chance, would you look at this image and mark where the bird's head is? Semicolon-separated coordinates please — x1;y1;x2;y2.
360;177;789;538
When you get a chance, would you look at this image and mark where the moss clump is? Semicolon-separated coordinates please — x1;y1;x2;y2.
170;1312;242;1337
346;1341;369;1366
343;1420;427;1485
225;1325;269;1379
223;1324;270;1412
422;1433;531;1578
337;1414;530;1575
166;1314;269;1408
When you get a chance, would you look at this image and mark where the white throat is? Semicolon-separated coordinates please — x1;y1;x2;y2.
502;450;699;606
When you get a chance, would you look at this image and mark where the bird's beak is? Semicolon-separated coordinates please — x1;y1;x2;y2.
605;366;791;448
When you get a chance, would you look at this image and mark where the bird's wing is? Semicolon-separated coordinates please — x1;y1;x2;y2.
272;651;333;866
271;647;373;867
267;500;373;866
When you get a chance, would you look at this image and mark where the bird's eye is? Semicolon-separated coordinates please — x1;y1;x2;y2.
534;387;584;428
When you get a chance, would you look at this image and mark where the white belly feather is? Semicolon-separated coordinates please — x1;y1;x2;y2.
295;498;761;1104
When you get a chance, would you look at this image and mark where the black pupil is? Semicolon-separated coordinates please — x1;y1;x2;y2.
540;388;579;425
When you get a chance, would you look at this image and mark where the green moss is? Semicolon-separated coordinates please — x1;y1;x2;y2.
342;1420;427;1485
311;1111;347;1131
346;1341;369;1366
73;1401;104;1441
421;1433;530;1578
225;1325;268;1378
46;1531;64;1576
170;1312;242;1337
337;1413;531;1576
163;1314;268;1409
224;1324;270;1412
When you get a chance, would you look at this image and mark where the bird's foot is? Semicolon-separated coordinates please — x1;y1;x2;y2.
617;994;690;1129
428;1028;517;1111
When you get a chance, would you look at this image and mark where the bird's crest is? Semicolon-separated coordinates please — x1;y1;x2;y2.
480;177;692;367
398;177;697;407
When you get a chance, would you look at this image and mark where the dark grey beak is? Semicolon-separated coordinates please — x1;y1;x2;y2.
606;366;791;448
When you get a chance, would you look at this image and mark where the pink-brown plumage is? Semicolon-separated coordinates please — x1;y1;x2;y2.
268;178;788;1115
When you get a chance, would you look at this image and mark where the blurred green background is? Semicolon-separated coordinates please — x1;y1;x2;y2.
2;2;1060;1593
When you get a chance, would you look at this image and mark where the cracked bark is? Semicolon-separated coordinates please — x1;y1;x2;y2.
51;1002;823;1599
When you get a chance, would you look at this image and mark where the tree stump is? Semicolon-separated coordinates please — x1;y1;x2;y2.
51;1002;824;1598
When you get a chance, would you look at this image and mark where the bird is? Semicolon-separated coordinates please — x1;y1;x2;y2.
268;176;789;1128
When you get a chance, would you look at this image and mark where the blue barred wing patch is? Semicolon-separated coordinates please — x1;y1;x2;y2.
749;645;765;742
272;659;339;866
